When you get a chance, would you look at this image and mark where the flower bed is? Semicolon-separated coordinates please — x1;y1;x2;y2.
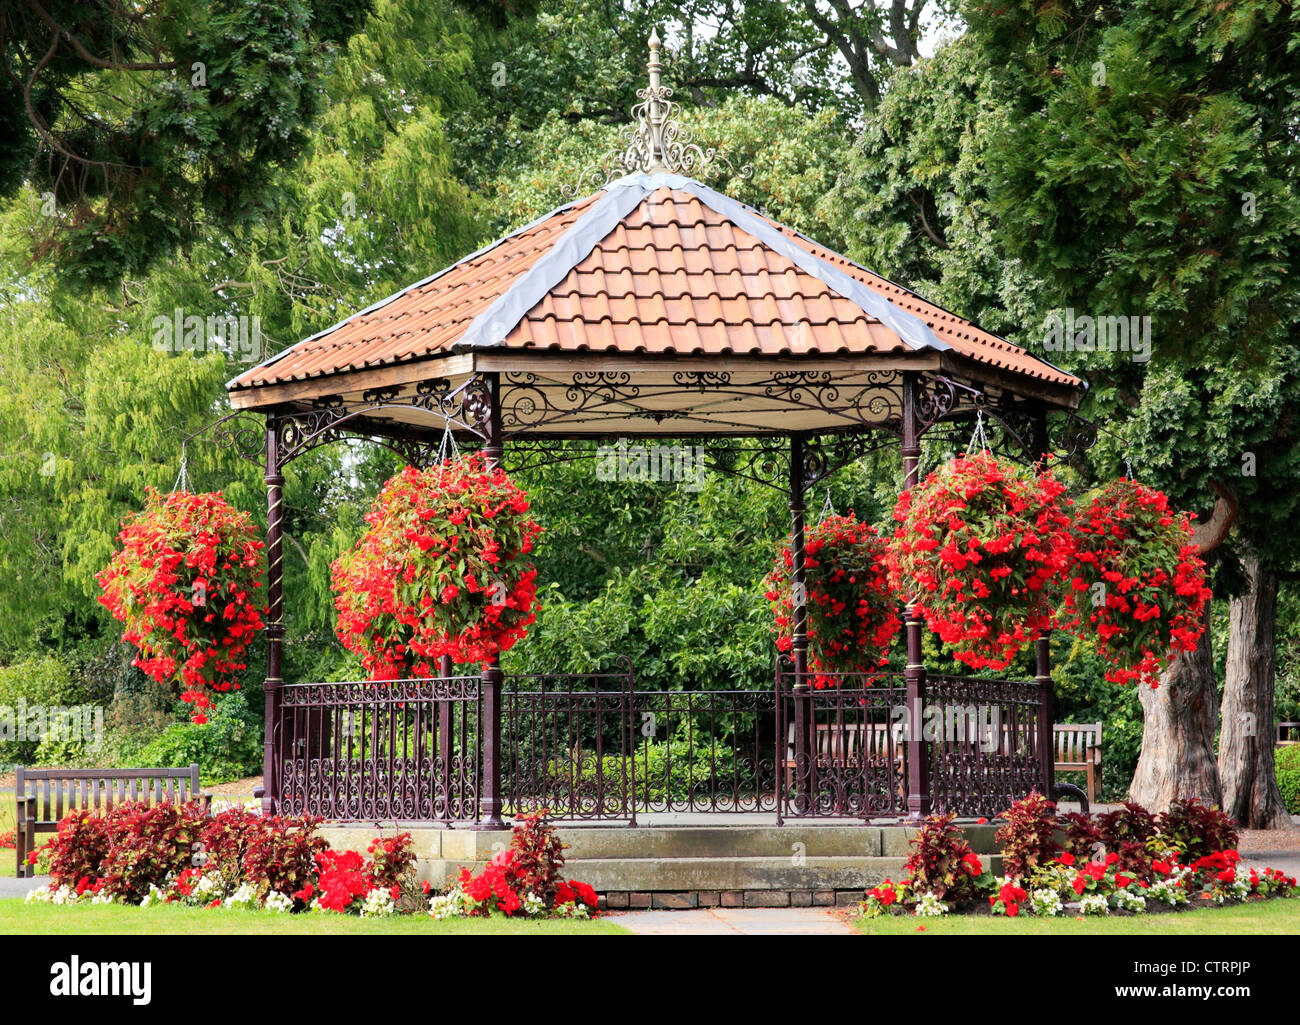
427;811;599;920
861;798;1296;921
24;802;599;922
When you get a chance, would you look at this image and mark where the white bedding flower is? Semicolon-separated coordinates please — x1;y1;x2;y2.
1113;888;1147;913
913;891;948;917
224;882;261;909
1079;892;1109;916
1030;888;1063;917
264;890;294;914
360;887;396;918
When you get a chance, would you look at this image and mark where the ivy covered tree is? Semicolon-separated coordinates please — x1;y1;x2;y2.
961;0;1300;826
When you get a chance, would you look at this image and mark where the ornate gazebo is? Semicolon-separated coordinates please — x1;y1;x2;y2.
226;35;1088;827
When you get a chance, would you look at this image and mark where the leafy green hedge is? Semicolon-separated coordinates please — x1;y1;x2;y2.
1277;744;1300;814
133;691;262;784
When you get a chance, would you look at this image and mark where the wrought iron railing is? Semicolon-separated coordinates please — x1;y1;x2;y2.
502;664;779;821
270;663;1049;824
926;673;1047;817
776;670;910;821
275;676;481;822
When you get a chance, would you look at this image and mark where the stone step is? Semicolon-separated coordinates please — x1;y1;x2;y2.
321;822;1004;894
419;852;1004;893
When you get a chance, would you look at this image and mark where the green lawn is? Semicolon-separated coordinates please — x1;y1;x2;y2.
0;901;628;935
852;898;1300;935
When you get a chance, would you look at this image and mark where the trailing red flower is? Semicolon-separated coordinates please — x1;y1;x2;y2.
766;512;901;686
96;488;265;721
887;451;1075;671
1061;479;1212;687
331;457;542;678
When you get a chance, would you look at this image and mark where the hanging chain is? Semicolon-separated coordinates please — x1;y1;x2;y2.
433;416;462;487
819;489;835;522
966;409;990;456
172;443;193;494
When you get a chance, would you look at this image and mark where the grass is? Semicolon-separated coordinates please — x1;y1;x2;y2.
0;901;628;935
851;898;1300;935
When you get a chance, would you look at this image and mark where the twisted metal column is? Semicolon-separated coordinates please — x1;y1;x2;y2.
475;372;508;830
1032;408;1057;802
789;433;812;814
259;416;286;816
902;373;931;823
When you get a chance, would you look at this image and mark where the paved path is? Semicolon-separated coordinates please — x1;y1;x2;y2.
0;875;48;899
612;907;856;935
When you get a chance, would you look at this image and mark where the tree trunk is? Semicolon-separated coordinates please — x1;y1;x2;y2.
1129;606;1221;809
1220;553;1294;830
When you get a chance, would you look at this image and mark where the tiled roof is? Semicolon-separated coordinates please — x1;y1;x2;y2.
230;173;1080;392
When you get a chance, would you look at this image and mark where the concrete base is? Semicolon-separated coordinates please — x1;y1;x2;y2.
320;822;1004;901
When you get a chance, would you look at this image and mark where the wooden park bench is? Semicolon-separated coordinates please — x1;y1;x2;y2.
1053;722;1102;805
1277;722;1300;745
14;765;211;878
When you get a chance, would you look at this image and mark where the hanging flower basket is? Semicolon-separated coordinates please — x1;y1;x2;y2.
886;451;1075;672
96;488;266;723
765;511;900;686
1062;478;1211;687
331;456;542;679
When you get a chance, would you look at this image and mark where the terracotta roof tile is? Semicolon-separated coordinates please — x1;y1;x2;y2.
230;176;1080;392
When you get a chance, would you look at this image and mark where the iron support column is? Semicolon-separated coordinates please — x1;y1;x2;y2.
258;416;285;816
789;433;812;814
902;373;931;823
476;373;508;829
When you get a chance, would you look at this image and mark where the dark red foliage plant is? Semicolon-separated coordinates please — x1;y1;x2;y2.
368;832;417;891
1061;802;1157;880
904;813;989;906
45;811;113;888
242;814;328;899
995;791;1061;881
1155;798;1239;861
509;810;567;906
99;800;209;903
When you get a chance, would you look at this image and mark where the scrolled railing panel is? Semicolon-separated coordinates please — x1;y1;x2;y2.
274;676;481;822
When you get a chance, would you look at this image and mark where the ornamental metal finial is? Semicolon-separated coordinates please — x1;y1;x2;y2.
564;30;751;196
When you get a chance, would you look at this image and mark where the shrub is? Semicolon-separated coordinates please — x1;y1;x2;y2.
367;832;417;892
1061;802;1156;879
133;690;262;783
99;800;209;903
1155;798;1239;861
1276;745;1300;815
44;811;113;888
0;654;84;764
904;813;989;906
243;815;327;898
509;810;566;906
199;807;269;891
995;791;1061;881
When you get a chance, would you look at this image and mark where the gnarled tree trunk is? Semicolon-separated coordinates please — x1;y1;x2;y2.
1128;485;1236;811
1129;606;1221;809
1219;552;1293;829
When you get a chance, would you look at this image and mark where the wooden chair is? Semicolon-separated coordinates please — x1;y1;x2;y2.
1277;722;1300;746
14;764;211;878
1053;723;1102;805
